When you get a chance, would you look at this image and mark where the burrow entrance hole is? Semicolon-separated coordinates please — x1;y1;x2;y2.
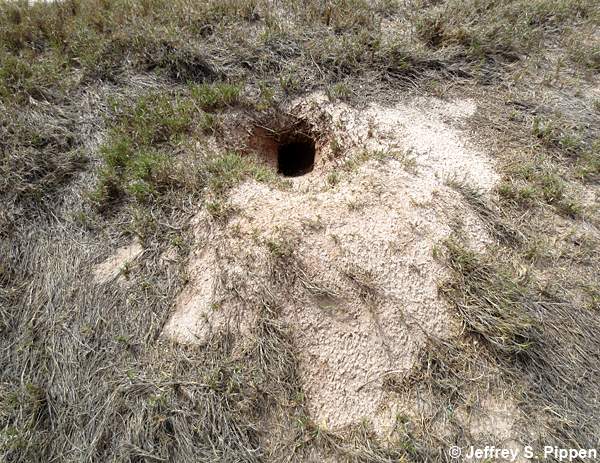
277;134;315;177
246;120;319;178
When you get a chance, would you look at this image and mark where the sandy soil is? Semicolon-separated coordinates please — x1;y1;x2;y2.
162;94;504;434
94;241;143;284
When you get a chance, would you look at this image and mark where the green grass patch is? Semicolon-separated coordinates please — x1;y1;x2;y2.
91;83;244;207
109;92;195;147
498;181;538;206
90;91;197;207
190;82;242;111
498;157;585;217
0;51;69;103
205;151;280;195
532;116;586;155
91;140;175;205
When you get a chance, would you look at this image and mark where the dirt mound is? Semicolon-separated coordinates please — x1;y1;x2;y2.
163;95;501;434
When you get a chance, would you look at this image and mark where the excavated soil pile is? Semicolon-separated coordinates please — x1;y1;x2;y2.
156;94;507;435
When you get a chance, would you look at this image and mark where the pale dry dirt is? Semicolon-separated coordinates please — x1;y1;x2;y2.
159;94;519;438
94;240;143;284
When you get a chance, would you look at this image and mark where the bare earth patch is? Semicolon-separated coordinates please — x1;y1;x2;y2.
94;241;143;283
164;95;504;435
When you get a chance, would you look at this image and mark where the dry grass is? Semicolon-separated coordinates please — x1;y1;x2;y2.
1;0;600;461
441;241;600;449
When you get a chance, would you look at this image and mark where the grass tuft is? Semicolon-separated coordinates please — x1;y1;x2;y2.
442;241;541;355
205;151;279;195
190;82;242;111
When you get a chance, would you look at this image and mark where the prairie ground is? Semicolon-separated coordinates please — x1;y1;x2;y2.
1;1;599;462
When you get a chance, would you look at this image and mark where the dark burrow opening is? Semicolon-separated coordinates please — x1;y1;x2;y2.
277;136;315;177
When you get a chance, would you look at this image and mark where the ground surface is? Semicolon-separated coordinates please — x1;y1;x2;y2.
1;1;600;462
